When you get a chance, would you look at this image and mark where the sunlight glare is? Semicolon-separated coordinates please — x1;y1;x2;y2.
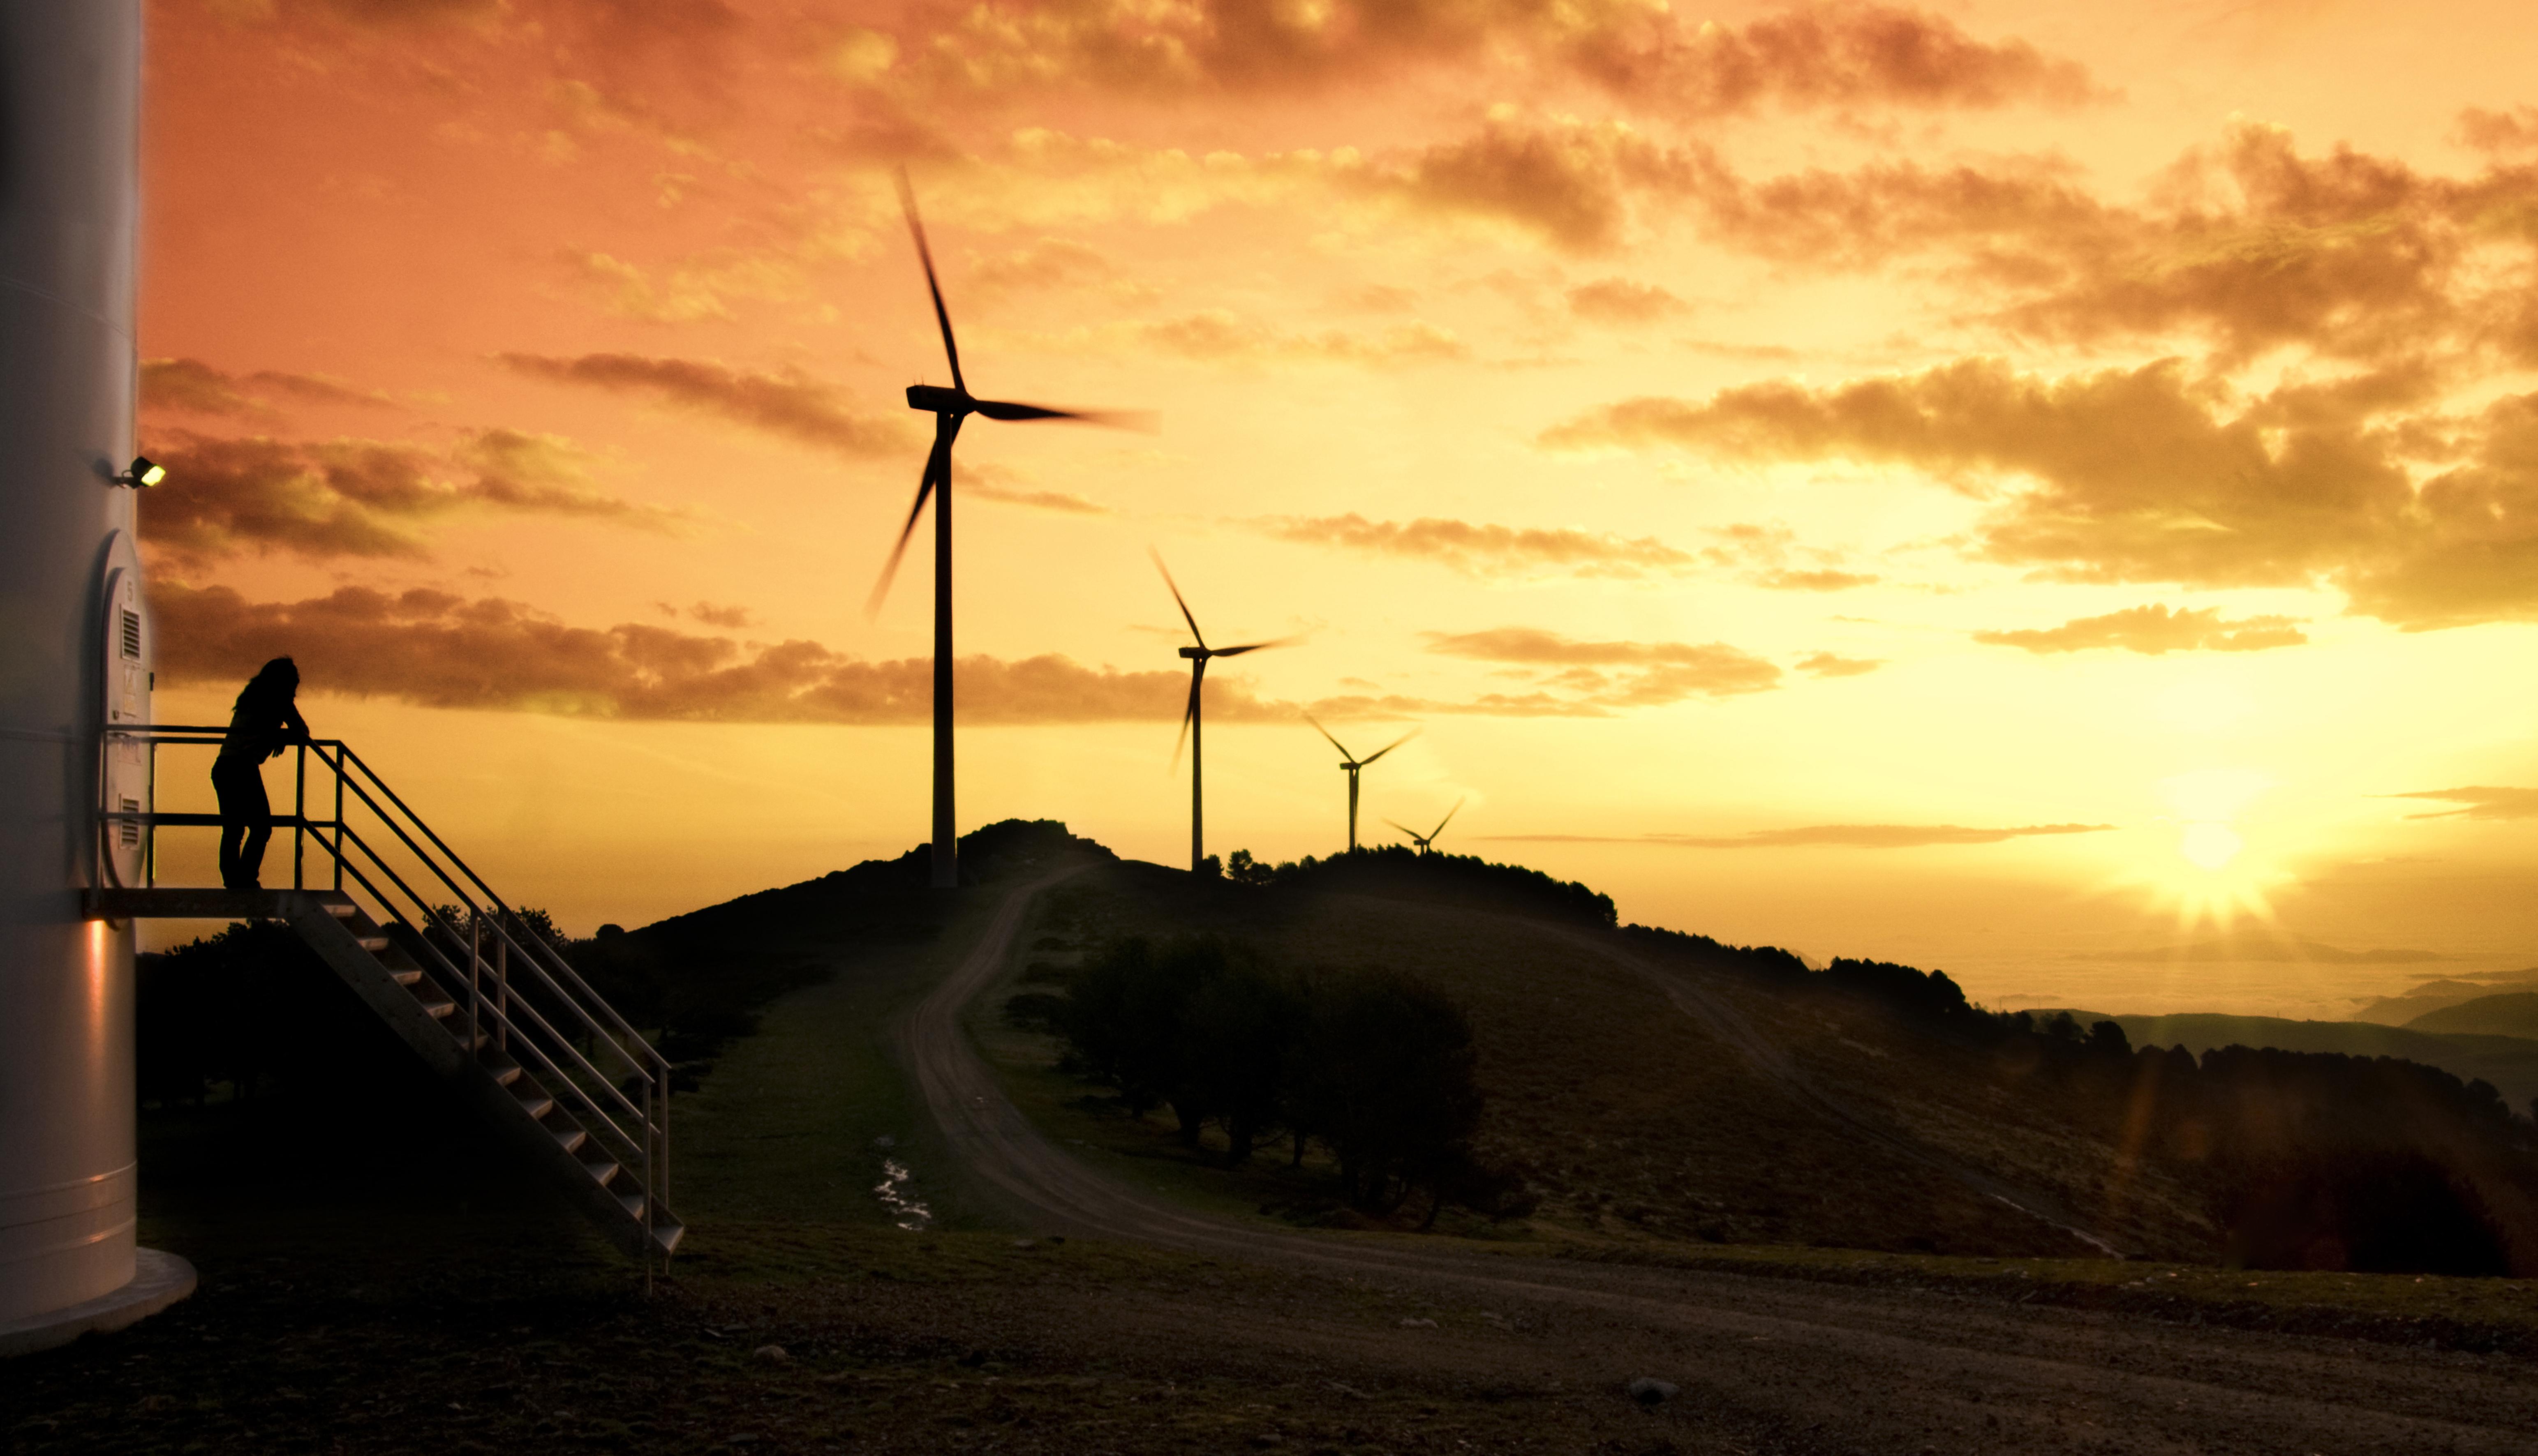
2178;821;2243;870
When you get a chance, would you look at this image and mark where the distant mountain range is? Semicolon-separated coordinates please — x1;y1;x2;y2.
2032;1008;2538;1110
2078;939;2448;965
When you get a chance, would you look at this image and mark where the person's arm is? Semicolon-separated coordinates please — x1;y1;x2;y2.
267;701;312;758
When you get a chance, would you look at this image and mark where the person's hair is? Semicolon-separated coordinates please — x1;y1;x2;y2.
233;656;299;713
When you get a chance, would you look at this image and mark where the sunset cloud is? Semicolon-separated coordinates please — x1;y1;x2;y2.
1255;514;1693;579
2385;787;2538;821
904;0;2100;120
1539;356;2538;627
137;429;682;566
150;582;1294;726
142;358;398;417
1423;627;1784;701
1973;604;2308;655
497;353;916;457
1796;652;1883;677
1132;312;1471;365
1565;277;1687;325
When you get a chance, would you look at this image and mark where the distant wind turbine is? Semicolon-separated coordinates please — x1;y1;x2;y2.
1387;798;1465;856
1304;714;1418;853
1156;553;1286;875
872;170;1144;889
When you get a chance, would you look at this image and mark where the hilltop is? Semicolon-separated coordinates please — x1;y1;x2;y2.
588;821;2538;1275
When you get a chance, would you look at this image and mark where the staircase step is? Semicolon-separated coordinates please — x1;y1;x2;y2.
356;935;390;953
390;968;423;987
617;1191;645;1221
585;1160;621;1186
515;1093;554;1120
324;901;357;919
552;1127;587;1156
414;992;457;1019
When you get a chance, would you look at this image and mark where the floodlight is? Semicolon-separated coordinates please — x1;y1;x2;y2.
112;456;163;488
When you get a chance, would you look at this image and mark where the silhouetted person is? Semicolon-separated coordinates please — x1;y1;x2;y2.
213;657;310;891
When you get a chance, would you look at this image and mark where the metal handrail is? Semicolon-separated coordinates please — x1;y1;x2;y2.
107;723;669;1235
318;758;661;1100
323;741;661;1063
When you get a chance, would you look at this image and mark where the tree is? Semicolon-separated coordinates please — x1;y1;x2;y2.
1292;970;1482;1215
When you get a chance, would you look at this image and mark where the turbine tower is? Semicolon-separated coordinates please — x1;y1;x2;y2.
1156;553;1282;875
1304;715;1417;853
1387;798;1465;855
874;172;1139;888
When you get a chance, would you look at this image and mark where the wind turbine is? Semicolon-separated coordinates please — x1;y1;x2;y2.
872;171;1140;888
1387;798;1465;856
1304;715;1418;853
1156;552;1283;875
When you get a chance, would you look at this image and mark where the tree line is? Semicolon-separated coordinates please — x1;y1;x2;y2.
1014;935;1526;1226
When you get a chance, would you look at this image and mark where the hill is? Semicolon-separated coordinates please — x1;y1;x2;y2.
2411;991;2538;1042
2034;1010;2538;1112
2350;967;2538;1025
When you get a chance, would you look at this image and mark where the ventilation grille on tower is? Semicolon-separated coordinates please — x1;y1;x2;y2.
120;608;141;661
118;796;141;848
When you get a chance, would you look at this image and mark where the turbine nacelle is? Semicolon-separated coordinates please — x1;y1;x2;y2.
1179;645;1206;660
906;383;970;414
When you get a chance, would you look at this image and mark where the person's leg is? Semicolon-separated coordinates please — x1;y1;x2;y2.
212;759;247;888
236;766;272;888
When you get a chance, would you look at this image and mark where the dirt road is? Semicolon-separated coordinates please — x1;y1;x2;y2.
903;871;2538;1454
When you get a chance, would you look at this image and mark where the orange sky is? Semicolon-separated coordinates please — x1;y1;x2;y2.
136;0;2538;1018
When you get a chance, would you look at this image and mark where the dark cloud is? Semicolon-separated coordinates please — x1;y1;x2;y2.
1566;277;1686;325
1424;627;1784;702
150;582;1296;725
498;353;916;457
137;430;681;566
142;358;398;417
1796;651;1882;677
1541;356;2538;627
1973;603;2307;655
1254;513;1692;579
1487;822;2113;848
2385;787;2538;821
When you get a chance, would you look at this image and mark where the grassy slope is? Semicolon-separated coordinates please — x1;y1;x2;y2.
673;884;1011;1230
979;861;2213;1260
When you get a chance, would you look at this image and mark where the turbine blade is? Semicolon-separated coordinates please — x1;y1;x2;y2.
1431;797;1465;839
864;438;947;616
1149;548;1207;649
1210;638;1291;658
969;400;1156;429
1359;728;1421;766
1302;711;1352;760
1171;664;1202;770
895;168;965;396
1383;819;1417;838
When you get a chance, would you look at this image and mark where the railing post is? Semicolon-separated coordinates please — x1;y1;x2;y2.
495;933;509;1054
145;738;157;888
332;747;345;891
293;740;307;890
468;913;482;1058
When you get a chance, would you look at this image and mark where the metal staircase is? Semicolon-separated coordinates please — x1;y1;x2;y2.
85;728;680;1263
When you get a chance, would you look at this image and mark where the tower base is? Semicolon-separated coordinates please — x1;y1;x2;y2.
0;1247;194;1357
